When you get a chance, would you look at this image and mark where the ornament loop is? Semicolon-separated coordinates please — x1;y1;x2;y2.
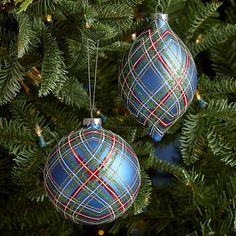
87;39;100;118
155;0;164;13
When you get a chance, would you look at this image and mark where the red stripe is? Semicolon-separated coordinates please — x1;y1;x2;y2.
121;29;173;89
63;133;125;216
143;87;173;127
50;130;136;160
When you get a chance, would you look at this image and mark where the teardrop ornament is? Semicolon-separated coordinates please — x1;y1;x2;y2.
119;13;197;141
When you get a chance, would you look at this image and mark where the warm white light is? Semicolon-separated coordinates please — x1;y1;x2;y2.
98;229;105;236
131;33;137;40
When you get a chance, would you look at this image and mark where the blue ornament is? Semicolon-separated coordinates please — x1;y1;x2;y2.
119;13;197;142
44;118;141;225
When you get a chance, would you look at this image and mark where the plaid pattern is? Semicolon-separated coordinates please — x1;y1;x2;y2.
44;125;141;225
119;14;197;141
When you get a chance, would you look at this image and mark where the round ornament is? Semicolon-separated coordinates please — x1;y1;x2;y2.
119;13;197;142
44;118;141;225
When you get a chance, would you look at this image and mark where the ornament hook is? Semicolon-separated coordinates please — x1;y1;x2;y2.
155;0;164;13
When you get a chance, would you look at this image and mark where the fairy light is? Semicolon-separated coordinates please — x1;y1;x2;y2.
195;34;203;44
46;14;52;22
195;89;208;108
131;33;137;40
85;21;91;28
98;229;105;236
35;124;42;136
35;124;46;148
195;90;201;100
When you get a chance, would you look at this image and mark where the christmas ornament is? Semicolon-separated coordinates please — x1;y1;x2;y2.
44;118;141;225
44;40;141;225
119;13;197;142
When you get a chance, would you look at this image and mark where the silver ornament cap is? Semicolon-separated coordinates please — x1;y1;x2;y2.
83;118;102;127
150;13;168;21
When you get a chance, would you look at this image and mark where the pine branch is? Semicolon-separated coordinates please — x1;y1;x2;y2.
198;75;236;97
151;158;213;207
184;1;222;43
133;169;152;214
39;31;67;96
132;141;154;156
210;39;236;77
205;174;236;234
189;24;236;57
26;0;64;17
27;184;47;202
68;37;95;72
92;3;133;28
207;123;236;167
0;58;23;105
180;113;208;166
206;98;236;115
10;99;44;130
103;0;143;7
40;100;81;133
15;0;33;13
0;26;16;61
57;77;89;109
15;12;36;58
0;190;71;235
0;118;34;156
100;19;147;47
12;148;44;186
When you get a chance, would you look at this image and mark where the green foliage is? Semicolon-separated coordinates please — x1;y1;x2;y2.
40;31;67;96
15;0;33;13
210;39;236;77
1;0;236;235
133;170;152;214
57;77;90;109
181;113;207;165
15;12;36;58
103;0;143;7
12;148;44;186
183;0;222;42
189;24;236;57
92;3;134;28
0;58;23;105
100;19;148;47
0;118;34;156
39;99;81;133
10;99;44;129
198;75;236;97
207;122;236;167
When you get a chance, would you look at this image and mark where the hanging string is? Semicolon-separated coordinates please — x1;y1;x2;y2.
154;0;171;13
155;0;164;13
87;40;100;118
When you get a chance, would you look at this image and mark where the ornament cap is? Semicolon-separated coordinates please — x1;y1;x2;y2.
83;118;102;127
150;13;168;21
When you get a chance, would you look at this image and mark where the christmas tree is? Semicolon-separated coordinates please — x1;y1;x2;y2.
1;0;236;235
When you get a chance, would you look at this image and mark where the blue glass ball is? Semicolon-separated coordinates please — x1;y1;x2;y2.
44;124;141;225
